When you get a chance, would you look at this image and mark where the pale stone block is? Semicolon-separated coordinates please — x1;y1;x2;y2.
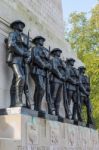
78;126;91;149
90;129;99;148
0;114;21;139
65;123;79;147
0;138;21;150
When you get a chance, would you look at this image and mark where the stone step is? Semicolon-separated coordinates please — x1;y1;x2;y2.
0;107;98;150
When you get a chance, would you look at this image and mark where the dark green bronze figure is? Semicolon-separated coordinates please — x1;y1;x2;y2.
7;20;31;107
78;66;94;126
65;58;82;121
50;48;69;118
30;36;53;114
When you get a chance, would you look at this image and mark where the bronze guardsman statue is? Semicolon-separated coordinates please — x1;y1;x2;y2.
6;20;31;107
30;36;53;114
65;58;82;121
78;66;94;126
50;48;69;118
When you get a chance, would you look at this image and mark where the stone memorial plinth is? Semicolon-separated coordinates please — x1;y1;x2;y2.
0;107;98;150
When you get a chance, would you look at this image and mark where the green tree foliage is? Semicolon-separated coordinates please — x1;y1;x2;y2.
65;4;99;128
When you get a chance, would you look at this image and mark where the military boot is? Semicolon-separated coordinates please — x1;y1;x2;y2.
10;87;16;107
72;103;77;121
24;90;31;109
15;86;25;107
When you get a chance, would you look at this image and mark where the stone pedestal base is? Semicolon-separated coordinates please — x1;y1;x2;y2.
0;139;21;150
0;107;99;150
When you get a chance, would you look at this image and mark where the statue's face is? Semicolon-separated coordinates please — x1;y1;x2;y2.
56;51;61;57
37;39;44;46
82;69;85;74
70;60;74;66
17;23;24;32
79;68;85;74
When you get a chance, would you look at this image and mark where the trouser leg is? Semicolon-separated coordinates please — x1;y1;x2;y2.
24;64;31;108
12;64;25;106
77;106;83;122
32;75;45;111
10;74;16;107
46;81;53;115
72;91;82;121
33;86;38;110
55;84;62;116
72;103;77;120
50;82;56;111
67;90;72;117
50;83;59;115
64;89;72;119
24;84;31;108
77;97;83;122
85;98;93;125
72;91;78;120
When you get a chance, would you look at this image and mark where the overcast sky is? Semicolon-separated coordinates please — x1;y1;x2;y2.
62;0;98;21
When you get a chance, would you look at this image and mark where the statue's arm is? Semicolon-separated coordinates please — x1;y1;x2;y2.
33;48;45;69
8;32;24;56
79;77;89;96
51;59;62;79
66;69;76;84
86;76;91;92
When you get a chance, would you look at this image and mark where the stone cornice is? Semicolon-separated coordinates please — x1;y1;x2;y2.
0;17;10;36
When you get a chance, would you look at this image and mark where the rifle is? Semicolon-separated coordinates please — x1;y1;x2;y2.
24;31;31;108
63;73;70;119
76;82;82;121
25;31;30;82
46;46;53;114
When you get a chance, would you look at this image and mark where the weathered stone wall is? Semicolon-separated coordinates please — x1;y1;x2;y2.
0;0;67;52
0;0;82;109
